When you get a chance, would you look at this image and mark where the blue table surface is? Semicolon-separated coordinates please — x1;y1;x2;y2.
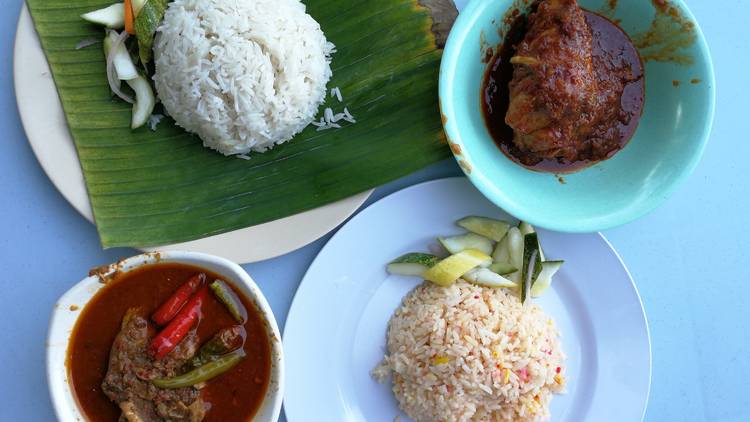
1;0;747;420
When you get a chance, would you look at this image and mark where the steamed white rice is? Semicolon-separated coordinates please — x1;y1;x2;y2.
153;0;335;155
373;280;566;422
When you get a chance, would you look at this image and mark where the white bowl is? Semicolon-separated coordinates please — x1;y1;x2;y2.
47;251;284;422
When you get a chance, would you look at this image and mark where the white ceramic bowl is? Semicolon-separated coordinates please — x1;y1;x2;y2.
47;251;284;422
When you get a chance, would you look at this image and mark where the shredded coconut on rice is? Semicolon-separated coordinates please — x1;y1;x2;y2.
373;280;566;422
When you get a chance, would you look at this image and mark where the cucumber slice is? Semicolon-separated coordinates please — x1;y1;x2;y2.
387;253;440;277
518;221;545;260
132;0;147;15
104;30;138;81
456;216;511;241
531;260;564;297
126;75;156;129
521;233;542;304
518;221;535;236
462;268;517;288
438;233;493;255
81;3;125;29
506;227;523;283
489;262;517;275
492;233;510;262
423;249;491;287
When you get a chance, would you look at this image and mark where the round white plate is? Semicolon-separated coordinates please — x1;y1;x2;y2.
283;177;651;422
13;5;371;264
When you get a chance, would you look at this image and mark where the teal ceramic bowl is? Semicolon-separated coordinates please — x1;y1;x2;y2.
440;0;715;232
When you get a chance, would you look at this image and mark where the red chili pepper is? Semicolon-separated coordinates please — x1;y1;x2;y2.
150;286;208;359
556;366;561;374
152;273;206;325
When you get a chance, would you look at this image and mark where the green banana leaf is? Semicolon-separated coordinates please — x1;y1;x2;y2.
26;0;454;248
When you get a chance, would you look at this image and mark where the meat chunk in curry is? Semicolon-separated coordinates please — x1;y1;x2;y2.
101;309;206;422
505;0;640;163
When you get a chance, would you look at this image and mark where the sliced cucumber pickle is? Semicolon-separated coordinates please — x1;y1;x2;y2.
387;253;440;277
492;234;510;263
463;268;517;288
518;221;545;260
456;216;511;242
507;227;523;283
127;75;156;129
423;249;491;287
81;3;125;29
439;232;493;255
104;30;138;81
489;262;517;275
531;260;564;297
521;233;542;304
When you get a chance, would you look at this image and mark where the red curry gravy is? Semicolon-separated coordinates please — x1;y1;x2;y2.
482;8;645;172
67;263;272;422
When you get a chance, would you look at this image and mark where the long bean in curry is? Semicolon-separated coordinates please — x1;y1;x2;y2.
210;280;248;323
186;325;246;370
152;349;246;389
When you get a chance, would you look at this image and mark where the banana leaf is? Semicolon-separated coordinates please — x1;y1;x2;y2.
25;0;456;248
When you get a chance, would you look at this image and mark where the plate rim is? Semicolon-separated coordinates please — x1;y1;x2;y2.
13;4;372;264
283;176;652;421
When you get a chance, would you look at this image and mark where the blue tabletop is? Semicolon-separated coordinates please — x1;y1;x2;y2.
1;0;747;420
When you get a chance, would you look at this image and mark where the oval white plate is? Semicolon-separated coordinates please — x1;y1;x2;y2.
13;5;371;264
283;177;651;422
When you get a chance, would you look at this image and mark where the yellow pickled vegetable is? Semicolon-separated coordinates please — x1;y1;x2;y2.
423;249;491;287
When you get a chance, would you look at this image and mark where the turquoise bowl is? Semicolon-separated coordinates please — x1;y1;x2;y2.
440;0;715;232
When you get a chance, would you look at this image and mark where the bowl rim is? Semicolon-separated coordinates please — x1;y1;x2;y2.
439;0;716;233
46;251;284;422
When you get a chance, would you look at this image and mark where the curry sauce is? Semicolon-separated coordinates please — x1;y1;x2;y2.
67;263;271;422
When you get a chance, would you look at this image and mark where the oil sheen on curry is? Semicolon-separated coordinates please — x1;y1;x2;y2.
482;0;645;172
67;263;272;422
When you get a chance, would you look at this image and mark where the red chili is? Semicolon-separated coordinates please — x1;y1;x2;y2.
556;367;561;374
150;286;209;359
152;273;205;325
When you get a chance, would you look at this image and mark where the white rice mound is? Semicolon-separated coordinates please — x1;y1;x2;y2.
373;280;566;422
153;0;335;155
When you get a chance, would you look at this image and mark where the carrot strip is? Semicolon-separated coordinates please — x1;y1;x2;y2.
124;0;135;35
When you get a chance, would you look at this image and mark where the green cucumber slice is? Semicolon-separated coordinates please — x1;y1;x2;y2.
132;0;147;15
387;253;440;277
518;221;545;260
438;233;493;255
506;227;523;283
456;216;511;241
489;262;517;275
126;75;156;129
492;233;510;262
104;30;138;81
134;0;169;64
518;221;535;236
531;260;564;297
423;249;491;287
462;268;517;288
81;3;124;29
521;233;542;304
